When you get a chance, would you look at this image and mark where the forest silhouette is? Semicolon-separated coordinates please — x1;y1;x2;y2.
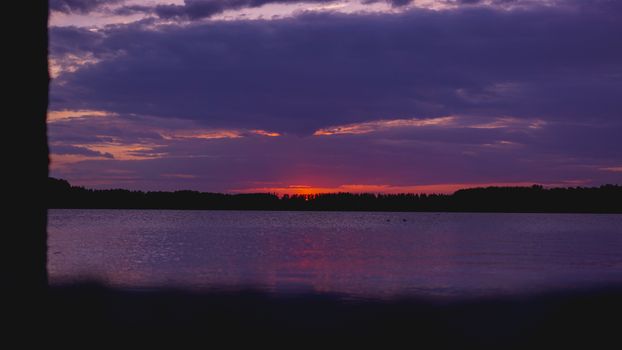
48;177;621;213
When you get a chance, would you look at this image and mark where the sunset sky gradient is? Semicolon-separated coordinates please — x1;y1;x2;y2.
48;0;622;194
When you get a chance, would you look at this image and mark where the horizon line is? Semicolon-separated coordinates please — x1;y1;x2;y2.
50;177;621;198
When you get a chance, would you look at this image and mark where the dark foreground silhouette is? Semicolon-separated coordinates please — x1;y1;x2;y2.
48;177;622;213
12;283;621;347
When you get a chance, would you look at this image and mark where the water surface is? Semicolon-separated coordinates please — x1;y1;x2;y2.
48;210;622;299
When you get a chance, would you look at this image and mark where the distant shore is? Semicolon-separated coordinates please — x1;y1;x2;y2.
47;178;622;213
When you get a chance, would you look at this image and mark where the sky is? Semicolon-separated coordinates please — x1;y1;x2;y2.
48;0;622;194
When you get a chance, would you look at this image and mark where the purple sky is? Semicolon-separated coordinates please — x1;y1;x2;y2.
48;0;622;194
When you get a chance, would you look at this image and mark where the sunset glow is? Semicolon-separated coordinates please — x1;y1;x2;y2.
48;109;114;122
234;182;548;196
313;117;456;136
600;167;622;173
251;130;282;137
162;130;243;140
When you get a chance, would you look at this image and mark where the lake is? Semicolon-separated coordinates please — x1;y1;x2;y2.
48;209;622;299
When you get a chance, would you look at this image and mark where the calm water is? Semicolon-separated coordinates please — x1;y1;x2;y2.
48;209;622;299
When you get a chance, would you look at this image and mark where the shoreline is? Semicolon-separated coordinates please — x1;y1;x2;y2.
47;207;622;214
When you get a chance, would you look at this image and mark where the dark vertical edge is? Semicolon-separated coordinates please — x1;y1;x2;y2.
7;1;49;297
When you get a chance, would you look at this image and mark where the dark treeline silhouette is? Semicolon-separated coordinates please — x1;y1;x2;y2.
48;177;622;213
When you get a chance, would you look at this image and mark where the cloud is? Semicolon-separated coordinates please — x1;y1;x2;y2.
51;0;125;14
48;109;115;122
600;167;622;173
51;144;115;158
312;116;546;136
113;0;339;21
51;4;622;135
48;112;283;167
313;117;457;135
108;0;581;22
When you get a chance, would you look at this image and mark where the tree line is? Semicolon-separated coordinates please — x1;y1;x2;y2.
47;177;622;213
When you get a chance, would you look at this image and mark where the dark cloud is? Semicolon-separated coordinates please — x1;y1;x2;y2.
51;4;622;135
360;0;412;7
442;0;544;6
48;115;166;144
49;26;106;58
387;0;412;6
51;0;125;14
114;0;338;20
51;144;114;159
